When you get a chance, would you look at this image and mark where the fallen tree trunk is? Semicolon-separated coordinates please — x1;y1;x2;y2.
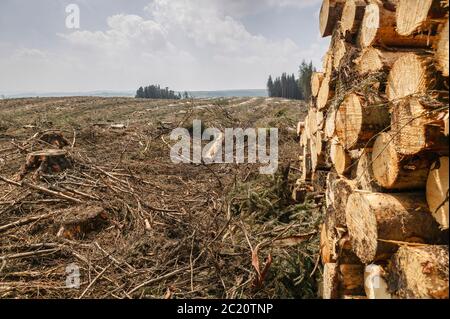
426;157;449;229
335;93;390;150
388;245;449;299
320;0;346;37
346;192;444;263
391;97;449;155
358;1;433;49
372;132;437;190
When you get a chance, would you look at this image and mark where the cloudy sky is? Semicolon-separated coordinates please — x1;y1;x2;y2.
0;0;329;93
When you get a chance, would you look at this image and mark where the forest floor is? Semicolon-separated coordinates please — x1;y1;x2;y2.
0;96;324;299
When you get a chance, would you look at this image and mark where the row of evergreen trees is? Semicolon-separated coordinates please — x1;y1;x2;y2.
267;60;316;101
136;85;190;99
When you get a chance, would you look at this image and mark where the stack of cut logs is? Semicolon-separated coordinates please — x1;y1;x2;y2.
297;0;449;299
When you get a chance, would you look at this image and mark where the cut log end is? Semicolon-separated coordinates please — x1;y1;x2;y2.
311;72;325;97
335;93;390;150
320;0;345;37
436;19;449;77
388;245;449;299
426;157;449;229
372;132;433;190
346;192;443;264
396;0;441;36
387;53;433;102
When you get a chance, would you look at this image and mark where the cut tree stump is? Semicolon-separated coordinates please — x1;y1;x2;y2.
335;93;390;150
396;0;447;37
57;205;109;240
388;245;449;299
358;1;433;49
391;97;449;155
426;157;449;229
372;132;437;190
39;132;70;149
18;149;72;180
345;192;444;264
320;0;346;37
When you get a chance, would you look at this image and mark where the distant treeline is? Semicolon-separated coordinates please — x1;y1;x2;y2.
136;85;189;99
267;60;316;100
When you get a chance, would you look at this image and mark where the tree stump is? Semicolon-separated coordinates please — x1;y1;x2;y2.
57;206;109;240
18;149;72;180
39;132;70;149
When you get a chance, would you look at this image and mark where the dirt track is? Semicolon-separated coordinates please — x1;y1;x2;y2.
0;97;323;299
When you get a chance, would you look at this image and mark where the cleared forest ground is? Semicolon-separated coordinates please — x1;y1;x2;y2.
0;97;323;299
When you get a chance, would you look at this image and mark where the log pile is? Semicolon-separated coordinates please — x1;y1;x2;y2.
300;0;449;299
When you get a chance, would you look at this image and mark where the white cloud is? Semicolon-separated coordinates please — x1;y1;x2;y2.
0;0;327;92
